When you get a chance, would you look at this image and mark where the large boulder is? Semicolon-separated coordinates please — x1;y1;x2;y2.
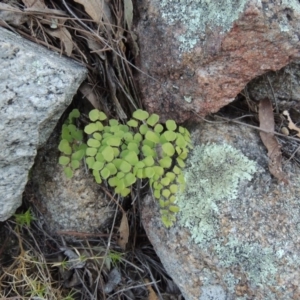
135;0;300;122
0;27;87;221
142;121;300;299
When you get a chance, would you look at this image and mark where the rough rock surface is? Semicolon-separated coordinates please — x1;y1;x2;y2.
247;59;300;111
0;27;87;221
142;121;300;300
135;0;300;122
31;129;113;233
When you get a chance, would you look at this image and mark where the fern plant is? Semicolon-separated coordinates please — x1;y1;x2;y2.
58;108;192;227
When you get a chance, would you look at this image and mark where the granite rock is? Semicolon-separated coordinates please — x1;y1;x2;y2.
142;121;300;300
135;0;300;122
31;129;114;233
246;59;300;112
0;27;87;221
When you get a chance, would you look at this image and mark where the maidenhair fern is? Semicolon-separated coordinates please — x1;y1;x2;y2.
58;108;192;227
58;109;87;178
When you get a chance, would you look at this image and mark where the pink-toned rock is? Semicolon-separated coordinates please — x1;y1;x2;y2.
134;0;300;122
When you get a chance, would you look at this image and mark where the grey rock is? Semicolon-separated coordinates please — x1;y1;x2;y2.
247;60;300;112
200;285;226;300
142;121;300;300
31;130;114;233
0;27;87;221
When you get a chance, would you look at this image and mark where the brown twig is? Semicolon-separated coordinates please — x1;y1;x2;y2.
56;230;112;238
195;112;300;143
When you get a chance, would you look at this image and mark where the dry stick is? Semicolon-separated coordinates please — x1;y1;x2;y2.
28;229;51;278
61;0;159;83
36;17;51;51
102;9;141;111
15;18;86;64
100;186;125;214
16;29;67;56
144;261;164;300
93;195;121;298
116;79;138;110
106;280;160;300
129;76;142;107
196;112;300;143
266;75;279;114
61;0;139;115
115;52;140;110
74;268;95;299
105;59;127;119
199;114;255;124
56;231;112;238
285;144;300;163
120;257;144;273
0;20;19;34
23;7;68;16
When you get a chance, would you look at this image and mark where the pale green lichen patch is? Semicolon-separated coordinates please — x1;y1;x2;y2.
176;143;256;244
175;142;283;294
159;0;248;52
214;236;277;287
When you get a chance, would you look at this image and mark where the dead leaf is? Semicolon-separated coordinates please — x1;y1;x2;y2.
22;0;46;9
79;83;101;109
144;279;158;300
282;110;300;138
73;0;111;24
117;212;129;250
124;0;133;30
0;3;28;26
101;0;113;24
45;27;73;56
86;38;106;60
259;98;288;184
64;271;81;288
24;7;67;16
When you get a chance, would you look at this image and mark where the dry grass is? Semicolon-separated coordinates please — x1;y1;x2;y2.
0;219;78;299
0;194;181;299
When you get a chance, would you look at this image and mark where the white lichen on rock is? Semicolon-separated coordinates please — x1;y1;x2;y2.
176;143;256;244
175;142;282;294
214;236;277;288
159;0;248;52
281;0;300;12
277;1;300;32
158;0;300;52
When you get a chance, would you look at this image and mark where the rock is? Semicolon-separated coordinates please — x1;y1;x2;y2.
31;128;113;233
246;60;300;112
135;0;300;122
142;121;300;300
0;27;87;221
